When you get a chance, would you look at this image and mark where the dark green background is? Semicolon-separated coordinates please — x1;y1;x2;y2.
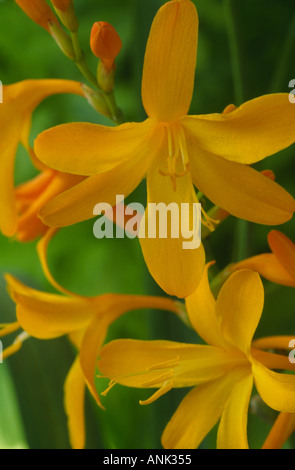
0;0;294;449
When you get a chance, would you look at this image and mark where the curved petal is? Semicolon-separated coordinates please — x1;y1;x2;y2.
251;349;295;373
162;367;250;449
64;358;86;450
185;263;229;349
37;227;78;297
216;270;264;355
0;143;20;236
263;412;295;449
186;143;295;225
98;339;246;390
217;373;253;449
268;231;295;280
34;119;155;176
182;94;295;164
252;360;295;413
142;0;198;121
5;274;95;339
233;253;295;287
39;129;162;227
139;159;205;298
252;336;295;351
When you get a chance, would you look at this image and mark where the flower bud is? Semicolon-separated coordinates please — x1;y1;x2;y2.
14;0;59;32
51;0;71;12
90;21;122;70
51;0;79;32
81;84;110;117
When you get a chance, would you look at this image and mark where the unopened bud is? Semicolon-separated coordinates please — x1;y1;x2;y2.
90;21;122;70
222;103;237;114
81;84;110;117
14;0;59;31
261;169;275;181
51;0;78;32
51;0;71;12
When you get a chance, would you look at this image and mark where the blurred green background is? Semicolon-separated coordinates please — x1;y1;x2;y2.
0;0;294;449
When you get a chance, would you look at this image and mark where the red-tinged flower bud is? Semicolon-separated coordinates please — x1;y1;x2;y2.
90;22;122;70
222;103;237;114
14;0;59;32
261;169;275;181
51;0;71;12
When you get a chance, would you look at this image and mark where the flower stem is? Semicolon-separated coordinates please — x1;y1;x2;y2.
224;0;249;262
224;0;244;106
269;13;295;93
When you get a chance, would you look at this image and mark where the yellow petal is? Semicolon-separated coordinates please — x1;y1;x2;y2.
34;119;155;175
5;274;95;339
252;360;295;412
187;144;295;225
139;158;205;298
182;94;295;164
263;413;295;449
185;263;229;349
252;336;295;351
268;230;295;280
39;130;160;227
217;373;253;449
233;254;295;287
251;349;295;373
162;367;250;449
142;0;198;121
216;270;264;355
64;357;86;450
0;144;19;236
98;339;246;390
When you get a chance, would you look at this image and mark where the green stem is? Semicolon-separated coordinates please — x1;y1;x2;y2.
224;0;249;262
224;0;244;106
70;31;123;124
269;13;295;93
70;31;99;89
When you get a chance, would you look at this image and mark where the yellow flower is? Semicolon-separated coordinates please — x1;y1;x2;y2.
5;270;180;449
98;267;295;449
233;230;295;287
0;79;83;237
35;0;295;298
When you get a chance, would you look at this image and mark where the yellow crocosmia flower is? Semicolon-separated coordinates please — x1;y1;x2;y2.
5;273;180;450
233;230;295;287
0;79;83;238
98;268;295;449
34;0;295;298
